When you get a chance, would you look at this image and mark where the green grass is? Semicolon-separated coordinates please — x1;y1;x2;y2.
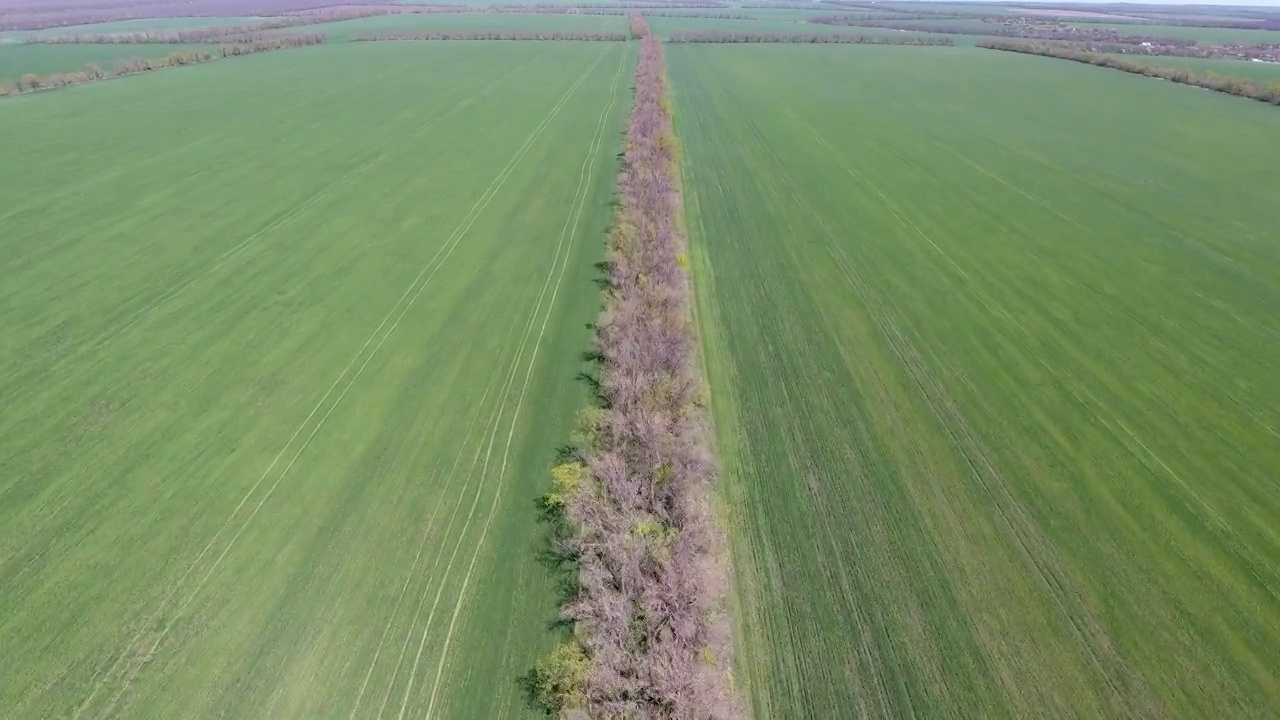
670;43;1280;719
0;40;632;719
0;43;205;79
1112;54;1280;83
279;13;627;41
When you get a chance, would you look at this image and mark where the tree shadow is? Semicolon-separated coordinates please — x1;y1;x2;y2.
592;260;615;291
516;666;552;715
517;493;582;716
519;196;622;716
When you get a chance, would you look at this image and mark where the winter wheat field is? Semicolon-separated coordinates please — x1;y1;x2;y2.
3;2;1280;720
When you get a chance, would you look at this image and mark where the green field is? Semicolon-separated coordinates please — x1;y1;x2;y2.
6;4;1280;719
670;43;1280;718
0;40;631;719
0;43;208;79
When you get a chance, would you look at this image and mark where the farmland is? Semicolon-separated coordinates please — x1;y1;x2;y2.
5;0;1280;718
670;43;1280;719
0;40;631;719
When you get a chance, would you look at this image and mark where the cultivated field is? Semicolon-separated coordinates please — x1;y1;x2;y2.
5;1;1280;718
671;43;1280;719
0;40;631;719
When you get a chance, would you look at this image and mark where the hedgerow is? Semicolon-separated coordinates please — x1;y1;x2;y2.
536;33;740;719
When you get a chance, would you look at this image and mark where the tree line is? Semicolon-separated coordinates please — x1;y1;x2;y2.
816;0;1280;29
629;10;649;39
1032;38;1280;61
998;3;1280;29
630;11;755;19
529;28;740;720
0;0;353;31
0;34;324;97
979;39;1280;106
807;15;1199;46
22;14;362;44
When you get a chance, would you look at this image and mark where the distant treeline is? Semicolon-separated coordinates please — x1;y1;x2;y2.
739;1;866;8
799;1;1280;30
350;31;628;41
1042;15;1280;30
980;39;1280;105
1084;17;1280;30
308;3;727;15
819;0;882;9
1049;39;1280;61
635;11;754;19
668;30;954;44
0;0;372;30
1000;3;1280;29
807;16;1197;46
26;30;291;43
0;0;726;31
629;10;649;39
22;16;345;43
0;34;323;97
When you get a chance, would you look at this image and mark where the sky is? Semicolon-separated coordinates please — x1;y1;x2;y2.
923;0;1280;7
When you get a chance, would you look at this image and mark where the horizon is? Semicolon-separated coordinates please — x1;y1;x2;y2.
910;0;1280;8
